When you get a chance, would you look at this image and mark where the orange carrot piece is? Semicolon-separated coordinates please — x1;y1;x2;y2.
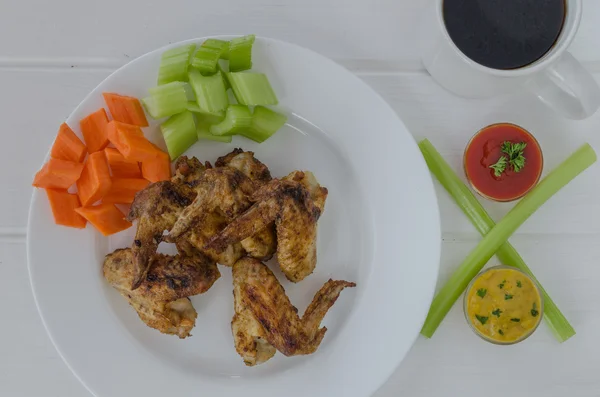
106;120;160;162
51;123;87;162
141;144;171;182
75;203;132;236
45;189;87;228
103;93;149;127
103;178;150;204
32;158;84;189
76;151;112;206
105;147;142;178
80;108;110;153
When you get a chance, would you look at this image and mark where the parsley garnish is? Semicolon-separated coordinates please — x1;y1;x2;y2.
489;141;527;177
516;280;522;288
475;315;489;325
531;302;539;317
476;288;487;298
489;155;508;177
498;280;506;289
510;318;521;322
492;308;503;318
504;294;513;300
498;329;504;335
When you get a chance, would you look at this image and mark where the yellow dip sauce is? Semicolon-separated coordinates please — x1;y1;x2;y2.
465;267;542;343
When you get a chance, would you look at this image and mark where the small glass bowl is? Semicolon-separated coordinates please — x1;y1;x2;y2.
463;265;544;345
463;122;544;202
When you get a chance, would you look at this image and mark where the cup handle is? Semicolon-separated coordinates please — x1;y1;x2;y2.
525;52;600;120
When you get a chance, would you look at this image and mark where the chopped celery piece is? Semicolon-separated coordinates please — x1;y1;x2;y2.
420;142;596;338
186;101;225;124
142;82;188;119
191;46;221;75
241;106;286;143
419;139;576;342
197;126;233;143
188;69;229;113
157;44;195;85
228;34;255;72
227;72;278;105
160;110;198;159
209;105;252;136
186;101;202;113
203;39;230;60
198;131;232;142
217;63;231;90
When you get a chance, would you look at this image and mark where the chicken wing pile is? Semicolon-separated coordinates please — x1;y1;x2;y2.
103;149;355;365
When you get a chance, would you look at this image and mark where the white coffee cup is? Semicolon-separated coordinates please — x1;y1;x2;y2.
419;0;600;120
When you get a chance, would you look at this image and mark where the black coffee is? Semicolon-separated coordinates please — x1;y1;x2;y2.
443;0;566;70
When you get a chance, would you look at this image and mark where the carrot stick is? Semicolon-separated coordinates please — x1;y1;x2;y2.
32;158;84;189
51;123;87;162
45;189;87;228
141;144;171;182
105;147;142;178
80;108;110;153
103;93;149;127
75;203;132;236
103;178;150;204
76;151;112;206
106;121;160;162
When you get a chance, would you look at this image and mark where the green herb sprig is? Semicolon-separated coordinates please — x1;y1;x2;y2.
489;141;527;177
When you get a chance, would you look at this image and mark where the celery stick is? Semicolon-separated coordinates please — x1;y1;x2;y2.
241;106;286;143
197;125;232;143
186;101;202;113
142;82;188;119
203;39;230;60
228;35;255;72
160;110;198;159
196;110;232;142
420;142;596;338
186;101;225;123
188;69;229;113
157;44;195;85
209;105;252;136
217;63;231;90
190;46;221;75
198;131;232;142
419;139;577;342
227;72;278;106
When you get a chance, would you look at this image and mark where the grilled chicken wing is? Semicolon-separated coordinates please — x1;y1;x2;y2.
171;155;210;187
126;181;197;289
215;149;277;261
232;257;354;362
103;248;220;338
166;167;255;266
208;171;328;281
232;257;277;366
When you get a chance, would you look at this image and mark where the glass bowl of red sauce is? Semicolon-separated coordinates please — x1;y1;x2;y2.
464;123;543;202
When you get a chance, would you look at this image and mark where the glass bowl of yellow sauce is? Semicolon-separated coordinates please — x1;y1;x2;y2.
464;266;543;344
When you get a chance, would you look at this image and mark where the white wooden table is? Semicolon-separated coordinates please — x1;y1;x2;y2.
3;1;600;396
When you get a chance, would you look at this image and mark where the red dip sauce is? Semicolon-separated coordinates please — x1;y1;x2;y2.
464;123;543;201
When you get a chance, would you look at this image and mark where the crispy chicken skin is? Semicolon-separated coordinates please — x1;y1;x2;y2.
232;258;277;366
215;148;272;185
215;149;277;261
208;171;328;282
166;167;256;266
103;248;220;338
232;257;355;362
171;155;210;187
126;181;197;289
125;156;210;290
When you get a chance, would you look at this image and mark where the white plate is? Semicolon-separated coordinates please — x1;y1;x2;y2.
27;36;440;397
